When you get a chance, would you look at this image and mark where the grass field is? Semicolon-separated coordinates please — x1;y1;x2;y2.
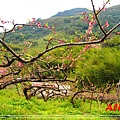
0;88;120;120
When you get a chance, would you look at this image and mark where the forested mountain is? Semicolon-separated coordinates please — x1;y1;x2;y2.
99;4;120;27
1;5;120;43
52;8;89;17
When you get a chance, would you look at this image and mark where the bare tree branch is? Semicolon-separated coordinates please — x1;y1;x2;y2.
0;77;75;90
0;57;17;67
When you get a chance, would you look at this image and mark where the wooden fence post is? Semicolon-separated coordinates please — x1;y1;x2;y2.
116;80;120;104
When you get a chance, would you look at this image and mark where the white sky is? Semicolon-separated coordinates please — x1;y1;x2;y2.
0;0;120;24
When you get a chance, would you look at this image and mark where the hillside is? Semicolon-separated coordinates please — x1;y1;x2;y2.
1;5;120;43
99;4;120;27
52;8;89;17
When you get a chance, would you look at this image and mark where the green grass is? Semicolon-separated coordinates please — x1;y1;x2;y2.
0;88;120;120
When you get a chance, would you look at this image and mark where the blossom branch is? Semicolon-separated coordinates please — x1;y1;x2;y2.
91;0;106;35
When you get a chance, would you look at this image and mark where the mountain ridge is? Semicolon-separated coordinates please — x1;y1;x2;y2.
51;4;120;18
51;8;89;17
1;4;120;43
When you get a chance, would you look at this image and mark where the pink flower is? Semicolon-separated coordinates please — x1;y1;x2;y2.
58;40;64;44
47;26;51;29
31;18;36;23
117;32;120;35
24;48;27;52
102;21;109;29
36;22;41;28
12;29;15;32
44;24;48;28
103;8;107;11
67;53;72;60
86;26;93;34
53;31;56;34
83;16;88;22
105;22;109;27
12;19;15;23
0;68;7;75
17;62;24;67
80;45;90;54
82;12;86;15
88;21;95;26
1;20;5;24
62;64;67;69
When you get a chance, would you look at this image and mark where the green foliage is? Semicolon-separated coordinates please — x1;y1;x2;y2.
9;43;21;51
102;35;120;48
75;41;120;87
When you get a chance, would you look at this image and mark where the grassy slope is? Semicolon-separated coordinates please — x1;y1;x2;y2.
0;88;119;120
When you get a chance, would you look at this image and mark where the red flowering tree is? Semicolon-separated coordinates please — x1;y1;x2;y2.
0;0;120;100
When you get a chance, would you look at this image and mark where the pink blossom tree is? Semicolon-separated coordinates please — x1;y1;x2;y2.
0;0;119;100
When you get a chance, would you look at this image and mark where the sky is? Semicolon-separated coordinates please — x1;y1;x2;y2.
0;0;120;24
